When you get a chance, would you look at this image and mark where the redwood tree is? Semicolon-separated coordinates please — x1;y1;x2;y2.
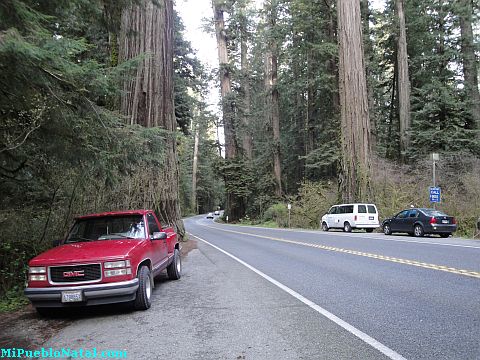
337;0;372;201
119;0;185;237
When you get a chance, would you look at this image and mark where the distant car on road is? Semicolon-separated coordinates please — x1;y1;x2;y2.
321;203;379;232
214;210;220;216
206;212;214;219
382;208;457;238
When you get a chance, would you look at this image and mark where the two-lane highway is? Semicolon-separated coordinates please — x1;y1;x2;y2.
186;216;480;360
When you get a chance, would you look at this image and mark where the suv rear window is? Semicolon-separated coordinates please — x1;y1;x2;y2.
367;205;377;214
340;205;354;214
358;205;367;213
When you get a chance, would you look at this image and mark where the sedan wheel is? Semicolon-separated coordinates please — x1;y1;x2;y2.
383;224;392;235
414;224;424;237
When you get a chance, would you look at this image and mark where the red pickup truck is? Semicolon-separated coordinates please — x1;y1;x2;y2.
24;210;181;314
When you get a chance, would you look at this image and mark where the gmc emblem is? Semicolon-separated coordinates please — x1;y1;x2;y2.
63;270;85;278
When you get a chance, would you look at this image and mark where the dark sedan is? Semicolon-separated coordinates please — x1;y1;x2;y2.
382;208;457;238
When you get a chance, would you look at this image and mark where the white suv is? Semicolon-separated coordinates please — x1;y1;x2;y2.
321;204;379;233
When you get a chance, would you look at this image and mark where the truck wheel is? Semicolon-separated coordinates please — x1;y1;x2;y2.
365;228;374;233
134;266;152;310
322;222;329;232
167;248;182;280
343;222;352;232
414;224;424;237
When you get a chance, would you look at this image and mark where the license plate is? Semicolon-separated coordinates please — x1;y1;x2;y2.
61;290;83;303
442;220;449;224
369;216;374;220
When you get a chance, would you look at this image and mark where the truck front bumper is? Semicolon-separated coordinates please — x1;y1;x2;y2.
24;278;139;308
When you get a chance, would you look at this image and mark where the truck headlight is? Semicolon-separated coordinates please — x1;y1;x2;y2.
104;260;131;269
28;266;46;274
104;260;131;277
29;274;47;281
104;268;132;277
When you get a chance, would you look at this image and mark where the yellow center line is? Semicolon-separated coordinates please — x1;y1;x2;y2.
201;223;480;279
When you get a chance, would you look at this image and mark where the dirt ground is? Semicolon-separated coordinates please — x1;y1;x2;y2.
0;239;197;350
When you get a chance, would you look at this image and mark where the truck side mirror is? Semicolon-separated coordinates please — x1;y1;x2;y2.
151;232;167;240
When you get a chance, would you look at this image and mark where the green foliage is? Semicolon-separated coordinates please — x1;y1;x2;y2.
0;290;29;313
263;203;288;227
289;181;337;229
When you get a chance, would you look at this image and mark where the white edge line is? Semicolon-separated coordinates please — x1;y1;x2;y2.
190;232;408;360
200;220;480;250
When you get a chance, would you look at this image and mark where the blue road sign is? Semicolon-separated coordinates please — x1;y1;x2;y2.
430;187;441;203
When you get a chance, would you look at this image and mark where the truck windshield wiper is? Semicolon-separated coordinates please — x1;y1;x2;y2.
108;233;135;239
66;236;94;243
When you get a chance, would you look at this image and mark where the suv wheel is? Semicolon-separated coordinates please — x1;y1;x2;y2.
343;222;352;232
322;222;329;232
414;224;424;237
134;266;152;310
167;248;182;280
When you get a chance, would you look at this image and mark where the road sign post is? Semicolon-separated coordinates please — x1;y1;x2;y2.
287;204;291;228
431;153;440;208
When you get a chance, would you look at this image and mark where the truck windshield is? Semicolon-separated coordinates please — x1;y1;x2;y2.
66;215;146;243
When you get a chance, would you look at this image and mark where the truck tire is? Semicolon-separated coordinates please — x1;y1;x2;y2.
167;249;182;280
134;266;152;310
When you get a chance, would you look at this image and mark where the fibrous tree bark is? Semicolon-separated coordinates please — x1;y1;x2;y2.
459;0;480;136
212;0;244;220
191;119;200;213
265;0;282;197
119;0;185;238
337;0;372;202
239;1;253;159
212;0;237;159
361;0;376;149
395;0;411;160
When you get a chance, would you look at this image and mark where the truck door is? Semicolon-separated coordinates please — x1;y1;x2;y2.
147;213;168;271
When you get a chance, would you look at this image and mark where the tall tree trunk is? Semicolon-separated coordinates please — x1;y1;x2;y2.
212;0;243;220
240;4;253;159
395;0;411;160
212;0;237;159
459;0;480;134
337;0;372;202
361;0;376;150
265;0;282;197
119;0;185;238
292;30;305;184
191;120;200;213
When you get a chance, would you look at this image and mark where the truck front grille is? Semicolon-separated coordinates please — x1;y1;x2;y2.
50;264;101;283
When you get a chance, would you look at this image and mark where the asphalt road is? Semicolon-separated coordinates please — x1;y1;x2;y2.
185;216;480;360
30;216;479;360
